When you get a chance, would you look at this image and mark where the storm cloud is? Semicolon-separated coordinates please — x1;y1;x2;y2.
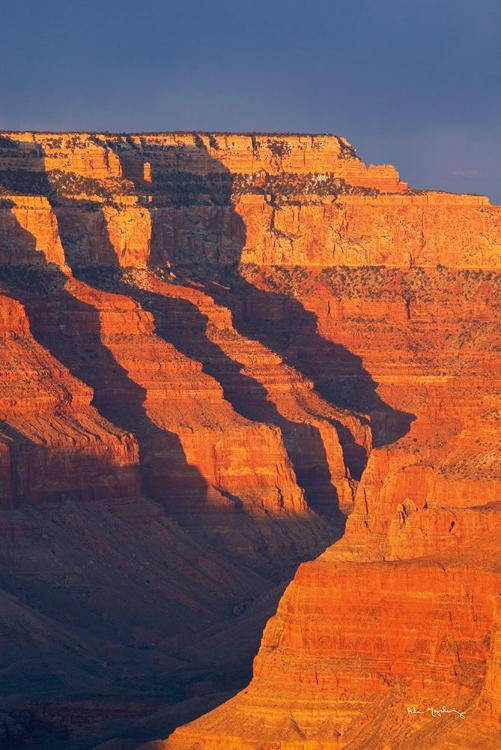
2;0;500;201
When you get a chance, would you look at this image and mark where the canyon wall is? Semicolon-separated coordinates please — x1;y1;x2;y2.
1;131;501;748
2;132;499;270
163;263;501;746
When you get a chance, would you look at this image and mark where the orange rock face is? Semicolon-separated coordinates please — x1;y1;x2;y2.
1;131;501;748
164;559;501;749
0;292;140;508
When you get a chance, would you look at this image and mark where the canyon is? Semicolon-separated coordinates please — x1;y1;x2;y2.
0;131;500;749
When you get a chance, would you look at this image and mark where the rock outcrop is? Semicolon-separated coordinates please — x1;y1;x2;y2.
1;131;500;748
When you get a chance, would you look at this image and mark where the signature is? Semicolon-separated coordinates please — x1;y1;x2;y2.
407;705;466;719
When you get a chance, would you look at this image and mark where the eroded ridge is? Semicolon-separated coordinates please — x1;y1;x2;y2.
1;131;500;748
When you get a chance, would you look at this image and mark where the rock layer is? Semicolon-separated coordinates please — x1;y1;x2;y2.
1;131;501;748
162;265;501;745
0;291;140;508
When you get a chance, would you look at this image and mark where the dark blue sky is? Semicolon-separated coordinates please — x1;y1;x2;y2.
2;0;501;202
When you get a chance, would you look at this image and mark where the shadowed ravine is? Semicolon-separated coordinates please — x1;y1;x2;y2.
0;133;421;749
113;138;413;455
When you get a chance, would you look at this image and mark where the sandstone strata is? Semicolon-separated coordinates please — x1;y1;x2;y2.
1;131;501;748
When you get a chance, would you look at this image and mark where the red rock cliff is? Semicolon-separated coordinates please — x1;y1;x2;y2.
1;131;501;749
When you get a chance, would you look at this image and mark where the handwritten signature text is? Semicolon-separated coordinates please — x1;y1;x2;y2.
407;705;466;719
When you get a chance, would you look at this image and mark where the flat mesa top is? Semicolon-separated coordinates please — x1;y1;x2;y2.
0;132;492;202
0;131;358;156
1;130;346;137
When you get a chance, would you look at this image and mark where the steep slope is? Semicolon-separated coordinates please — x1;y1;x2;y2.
0;291;140;508
1;131;500;749
162;266;501;746
0;276;283;746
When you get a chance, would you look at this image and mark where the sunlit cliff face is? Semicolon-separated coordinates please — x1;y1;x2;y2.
1;132;501;749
